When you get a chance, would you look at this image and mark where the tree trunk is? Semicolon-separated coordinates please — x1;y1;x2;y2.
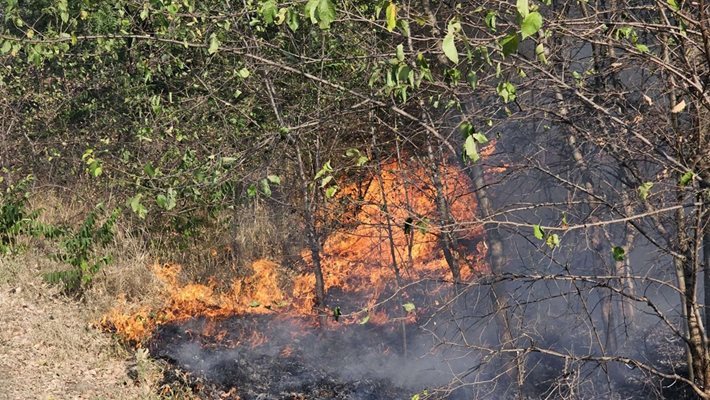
464;154;522;392
296;145;325;309
426;139;461;282
371;127;408;355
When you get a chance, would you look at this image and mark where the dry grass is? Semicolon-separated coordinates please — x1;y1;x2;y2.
0;253;192;400
0;190;196;400
155;201;303;286
0;187;304;399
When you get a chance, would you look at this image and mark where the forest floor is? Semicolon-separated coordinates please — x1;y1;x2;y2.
0;253;190;400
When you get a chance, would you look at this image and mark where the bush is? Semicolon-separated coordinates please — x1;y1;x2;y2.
44;204;120;294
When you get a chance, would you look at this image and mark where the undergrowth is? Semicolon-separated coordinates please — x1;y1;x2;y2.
1;176;120;295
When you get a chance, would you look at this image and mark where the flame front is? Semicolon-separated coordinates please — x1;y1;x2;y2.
102;158;490;344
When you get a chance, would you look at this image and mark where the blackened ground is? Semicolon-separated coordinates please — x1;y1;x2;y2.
148;316;423;400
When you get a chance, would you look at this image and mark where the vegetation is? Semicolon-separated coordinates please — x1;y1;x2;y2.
1;0;708;398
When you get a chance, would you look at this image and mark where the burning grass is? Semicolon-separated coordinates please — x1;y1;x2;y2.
99;158;492;398
102;159;489;344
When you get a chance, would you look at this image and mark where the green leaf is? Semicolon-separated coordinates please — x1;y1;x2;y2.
156;194;168;209
325;185;338;198
140;4;149;20
260;178;272;197
260;0;278;24
275;8;288;25
500;33;519;57
635;43;650;53
398;19;410;37
237;67;250;78
497;81;517;103
320;175;333;188
535;43;548;64
442;32;459;64
346;148;369;166
89;160;103;178
386;2;397;32
157;188;176;210
0;41;12;55
463;135;480;162
305;0;319;23
467;71;478;90
533;224;544;240
679;170;694;187
128;194;147;219
247;184;257;198
638;182;653;200
402;302;416;313
316;0;336;29
10;43;21;57
612;246;625;261
396;43;404;62
517;0;529;18
448;20;461;34
546;233;560;249
345;148;361;157
286;8;300;31
484;11;496;32
58;0;69;23
667;0;679;11
267;175;281;185
472;132;488;144
314;161;333;180
459;121;474;136
207;33;220;55
359;315;370;324
521;12;543;40
143;162;156;177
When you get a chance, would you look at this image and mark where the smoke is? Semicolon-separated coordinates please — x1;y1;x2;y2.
109;137;693;398
149;310;482;399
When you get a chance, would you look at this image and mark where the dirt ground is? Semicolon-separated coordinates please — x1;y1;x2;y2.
0;256;183;400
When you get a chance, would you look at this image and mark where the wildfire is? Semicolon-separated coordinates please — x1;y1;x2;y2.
101;158;490;345
101;260;291;344
291;158;490;324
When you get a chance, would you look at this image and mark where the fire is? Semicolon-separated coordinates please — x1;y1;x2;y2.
292;158;488;317
101;158;490;344
101;260;291;344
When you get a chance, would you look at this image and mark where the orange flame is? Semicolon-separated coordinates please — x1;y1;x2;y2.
293;158;488;315
101;158;491;344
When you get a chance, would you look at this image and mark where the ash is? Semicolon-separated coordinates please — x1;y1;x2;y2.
149;315;454;400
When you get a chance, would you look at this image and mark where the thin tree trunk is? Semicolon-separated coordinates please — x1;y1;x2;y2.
655;6;706;382
619;195;637;321
426;139;461;282
296;145;325;309
465;154;522;392
371;123;408;356
395;139;415;272
265;77;325;311
676;191;708;387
